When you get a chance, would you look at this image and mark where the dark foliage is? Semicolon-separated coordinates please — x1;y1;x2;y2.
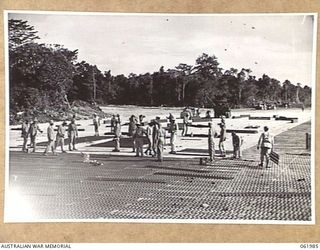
9;19;312;118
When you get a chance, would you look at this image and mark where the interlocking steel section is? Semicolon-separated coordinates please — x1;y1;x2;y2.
8;122;312;221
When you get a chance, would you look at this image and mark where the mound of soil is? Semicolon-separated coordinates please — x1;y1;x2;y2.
10;100;111;125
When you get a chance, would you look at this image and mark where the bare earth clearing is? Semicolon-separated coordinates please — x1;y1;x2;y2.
6;106;312;222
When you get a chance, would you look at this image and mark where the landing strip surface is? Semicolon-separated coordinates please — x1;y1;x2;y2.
6;121;312;222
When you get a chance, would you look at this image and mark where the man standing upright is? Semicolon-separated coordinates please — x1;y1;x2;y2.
134;123;146;157
152;117;161;157
232;132;243;159
257;126;274;168
128;115;138;153
181;113;189;136
155;122;165;162
219;122;227;157
112;114;121;152
208;122;216;163
93;113;100;136
169;116;178;154
21;119;30;152
144;122;153;156
43;120;56;156
56;121;67;153
110;114;117;133
28;118;42;153
68;119;78;151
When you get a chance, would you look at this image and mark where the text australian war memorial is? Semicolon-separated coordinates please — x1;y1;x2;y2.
6;14;314;222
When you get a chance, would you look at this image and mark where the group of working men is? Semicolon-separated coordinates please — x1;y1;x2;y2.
109;113;249;164
110;113;176;162
207;117;243;163
20;112;274;168
21;117;78;155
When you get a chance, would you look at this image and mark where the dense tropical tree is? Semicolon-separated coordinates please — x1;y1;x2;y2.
9;18;312;118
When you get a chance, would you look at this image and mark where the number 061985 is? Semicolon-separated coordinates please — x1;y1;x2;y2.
300;244;319;248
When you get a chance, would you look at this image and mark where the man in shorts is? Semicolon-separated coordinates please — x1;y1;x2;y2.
257;126;274;168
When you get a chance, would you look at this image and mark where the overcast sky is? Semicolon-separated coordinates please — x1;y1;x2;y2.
8;12;316;87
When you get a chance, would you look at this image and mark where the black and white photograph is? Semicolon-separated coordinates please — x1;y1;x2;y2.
4;11;317;223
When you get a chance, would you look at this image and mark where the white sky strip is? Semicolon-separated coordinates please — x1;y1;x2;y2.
7;12;316;87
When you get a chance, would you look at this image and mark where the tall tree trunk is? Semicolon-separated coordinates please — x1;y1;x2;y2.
176;78;181;102
296;87;300;103
182;80;186;104
149;77;153;105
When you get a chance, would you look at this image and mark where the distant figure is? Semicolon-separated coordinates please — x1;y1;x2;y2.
152;117;161;157
28;118;42;153
110;114;117;133
181;113;189;136
128;115;138;153
68;119;78;151
144;122;153;156
196;108;201;117
21;119;30;152
167;113;174;123
112;114;121;152
43;120;56;156
232;132;243;159
155;122;166;162
302;103;305;112
208;122;216;162
220;115;226;125
134;123;145;157
205;110;212;118
93;113;100;136
139;114;146;125
168;116;178;154
56;121;67;153
219;122;226;157
257;126;274;168
129;115;138;150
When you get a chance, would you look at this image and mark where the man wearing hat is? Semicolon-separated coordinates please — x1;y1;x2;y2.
219;122;226;157
257;126;274;168
208;122;216;162
128;115;138;153
55;121;67;153
134;123;146;157
167;113;174;123
21;119;30;152
232;131;243;159
139;114;146;125
68;118;78;151
155;122;166;162
43;120;57;156
152;116;161;157
144;121;153;156
93;113;100;136
112;114;121;152
110;114;116;133
181;112;189;136
168;115;178;154
28;117;42;152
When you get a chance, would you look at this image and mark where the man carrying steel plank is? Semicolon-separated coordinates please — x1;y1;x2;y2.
257;126;274;168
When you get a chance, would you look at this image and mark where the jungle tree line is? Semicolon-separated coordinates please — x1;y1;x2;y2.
9;19;312;114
